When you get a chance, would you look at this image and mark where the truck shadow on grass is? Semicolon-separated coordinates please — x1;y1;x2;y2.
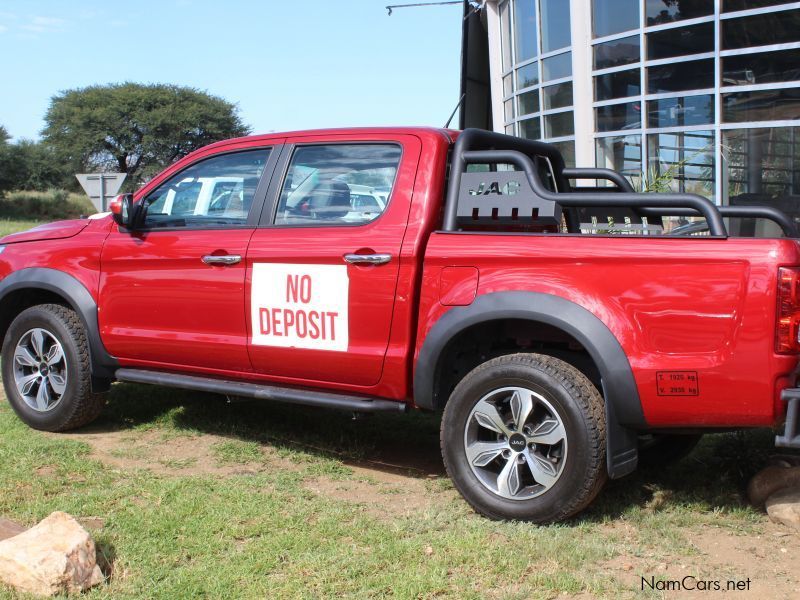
88;383;447;479
80;382;784;521
587;429;778;522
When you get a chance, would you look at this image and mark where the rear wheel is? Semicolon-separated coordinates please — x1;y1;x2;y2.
2;304;105;431
441;353;606;523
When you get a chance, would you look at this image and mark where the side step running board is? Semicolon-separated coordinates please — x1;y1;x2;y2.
114;369;408;414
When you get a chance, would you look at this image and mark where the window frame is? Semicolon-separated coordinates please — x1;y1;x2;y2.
498;0;576;158
135;145;280;232
585;0;800;206
261;141;405;229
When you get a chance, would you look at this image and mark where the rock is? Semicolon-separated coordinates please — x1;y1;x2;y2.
747;465;800;507
0;511;104;597
766;489;800;531
0;519;25;542
768;454;800;469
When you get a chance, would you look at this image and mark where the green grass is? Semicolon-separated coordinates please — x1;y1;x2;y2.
0;189;96;240
0;189;95;221
0;218;41;238
212;440;264;465
0;383;785;599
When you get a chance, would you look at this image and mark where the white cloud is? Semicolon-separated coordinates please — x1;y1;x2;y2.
20;16;68;34
34;16;65;26
0;9;14;33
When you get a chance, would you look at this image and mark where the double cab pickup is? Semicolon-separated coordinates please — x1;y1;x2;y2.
2;127;799;522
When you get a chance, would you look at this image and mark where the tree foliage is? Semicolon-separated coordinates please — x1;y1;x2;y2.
0;125;16;195
0;127;69;194
9;140;70;190
42;83;250;186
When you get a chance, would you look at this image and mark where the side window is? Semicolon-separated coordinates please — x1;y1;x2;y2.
143;148;271;229
274;144;401;226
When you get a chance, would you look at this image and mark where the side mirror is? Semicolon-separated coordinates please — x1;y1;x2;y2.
110;194;140;230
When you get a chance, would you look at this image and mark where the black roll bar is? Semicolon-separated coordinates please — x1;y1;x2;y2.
638;205;799;238
566;166;797;237
450;148;729;237
563;168;635;193
443;128;568;231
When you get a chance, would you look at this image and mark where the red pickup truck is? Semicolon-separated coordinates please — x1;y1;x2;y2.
2;127;799;523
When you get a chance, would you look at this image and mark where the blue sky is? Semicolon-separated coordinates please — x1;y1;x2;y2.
0;0;463;141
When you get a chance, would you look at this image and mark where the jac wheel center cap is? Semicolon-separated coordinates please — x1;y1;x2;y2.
39;363;49;376
508;433;527;452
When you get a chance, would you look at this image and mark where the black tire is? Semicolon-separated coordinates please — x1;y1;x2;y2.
638;433;703;467
2;304;105;431
441;353;606;523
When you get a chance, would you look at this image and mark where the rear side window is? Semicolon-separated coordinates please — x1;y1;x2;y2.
274;144;401;226
143;149;271;229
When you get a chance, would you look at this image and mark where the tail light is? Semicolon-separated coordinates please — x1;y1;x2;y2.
776;267;800;353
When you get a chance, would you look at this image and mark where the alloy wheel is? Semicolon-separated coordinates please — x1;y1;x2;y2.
12;328;68;413
464;386;567;500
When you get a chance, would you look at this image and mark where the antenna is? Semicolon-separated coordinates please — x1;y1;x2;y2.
386;1;483;17
444;93;466;129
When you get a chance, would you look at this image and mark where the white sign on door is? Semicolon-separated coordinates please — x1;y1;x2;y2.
251;263;349;352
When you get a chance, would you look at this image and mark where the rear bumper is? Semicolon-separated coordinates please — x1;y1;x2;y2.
776;388;800;448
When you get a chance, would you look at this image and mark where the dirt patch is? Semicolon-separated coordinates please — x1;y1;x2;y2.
0;518;26;541
688;523;800;598
52;426;448;516
600;521;800;598
58;429;284;477
303;473;450;519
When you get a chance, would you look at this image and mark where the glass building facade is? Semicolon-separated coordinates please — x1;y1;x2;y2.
486;0;800;221
499;0;577;166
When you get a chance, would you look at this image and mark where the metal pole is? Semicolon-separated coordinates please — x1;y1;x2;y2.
99;175;106;212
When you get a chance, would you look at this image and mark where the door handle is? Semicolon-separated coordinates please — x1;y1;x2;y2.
202;255;242;266
343;253;392;266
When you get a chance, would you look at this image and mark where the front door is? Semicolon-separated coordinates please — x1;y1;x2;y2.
246;134;421;386
99;145;279;373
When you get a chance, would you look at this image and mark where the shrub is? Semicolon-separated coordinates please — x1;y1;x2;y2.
0;189;96;220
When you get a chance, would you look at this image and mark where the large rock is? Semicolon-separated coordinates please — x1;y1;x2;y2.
0;511;104;597
766;489;800;531
747;465;800;507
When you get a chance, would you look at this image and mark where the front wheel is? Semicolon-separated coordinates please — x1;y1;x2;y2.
2;304;105;431
441;353;606;523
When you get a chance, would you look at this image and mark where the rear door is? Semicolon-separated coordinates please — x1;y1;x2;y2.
99;143;282;372
246;133;421;386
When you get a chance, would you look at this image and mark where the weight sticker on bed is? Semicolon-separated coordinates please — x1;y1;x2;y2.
656;371;699;396
251;263;349;351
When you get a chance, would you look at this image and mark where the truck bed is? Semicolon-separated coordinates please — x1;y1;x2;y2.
418;232;800;428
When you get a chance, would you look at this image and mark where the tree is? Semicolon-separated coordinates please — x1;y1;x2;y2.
0;129;69;193
0;125;17;195
9;140;70;190
42;83;250;187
